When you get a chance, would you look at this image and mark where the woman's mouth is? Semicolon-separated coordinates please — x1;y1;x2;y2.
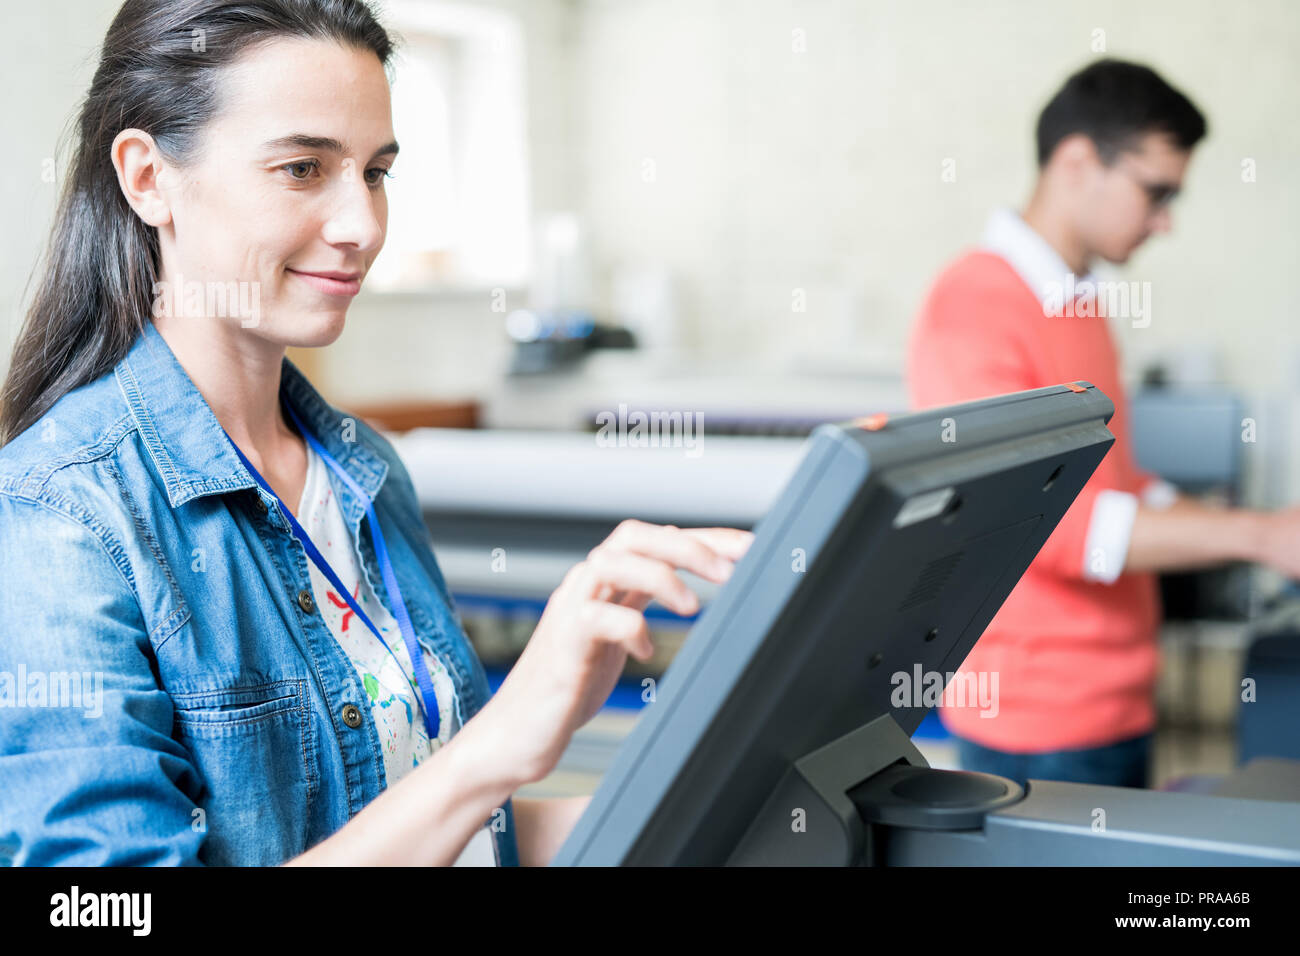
286;268;362;297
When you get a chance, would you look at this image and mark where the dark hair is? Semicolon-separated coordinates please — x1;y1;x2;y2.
1035;58;1207;167
0;0;395;446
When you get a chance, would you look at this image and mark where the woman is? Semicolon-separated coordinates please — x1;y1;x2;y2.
0;0;751;866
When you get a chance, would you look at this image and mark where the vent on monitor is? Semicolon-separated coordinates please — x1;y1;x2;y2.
897;551;964;611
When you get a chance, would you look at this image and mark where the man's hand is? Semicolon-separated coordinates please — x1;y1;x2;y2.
1255;505;1300;580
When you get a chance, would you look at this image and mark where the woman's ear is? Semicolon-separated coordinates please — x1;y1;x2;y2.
110;128;173;227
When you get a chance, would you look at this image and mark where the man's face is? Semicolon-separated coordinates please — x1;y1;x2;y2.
1076;131;1190;264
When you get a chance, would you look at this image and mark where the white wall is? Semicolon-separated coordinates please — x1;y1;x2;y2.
0;1;120;360
574;0;1300;382
570;0;1300;503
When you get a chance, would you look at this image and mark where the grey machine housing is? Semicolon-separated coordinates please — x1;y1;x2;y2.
551;382;1300;865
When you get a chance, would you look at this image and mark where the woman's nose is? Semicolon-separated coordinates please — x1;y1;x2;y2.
321;166;384;250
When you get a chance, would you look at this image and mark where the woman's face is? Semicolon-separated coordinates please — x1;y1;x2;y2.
151;37;396;347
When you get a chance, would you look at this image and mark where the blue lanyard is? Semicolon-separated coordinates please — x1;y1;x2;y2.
222;401;441;741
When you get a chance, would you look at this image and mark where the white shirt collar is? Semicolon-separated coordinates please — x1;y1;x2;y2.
980;206;1099;308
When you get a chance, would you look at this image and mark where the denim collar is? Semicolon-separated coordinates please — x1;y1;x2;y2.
114;320;388;523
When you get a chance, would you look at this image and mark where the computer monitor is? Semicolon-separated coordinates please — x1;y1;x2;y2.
552;381;1117;865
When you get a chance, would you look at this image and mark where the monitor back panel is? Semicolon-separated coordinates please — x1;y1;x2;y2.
554;384;1116;865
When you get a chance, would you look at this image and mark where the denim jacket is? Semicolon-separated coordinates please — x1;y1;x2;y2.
0;319;518;866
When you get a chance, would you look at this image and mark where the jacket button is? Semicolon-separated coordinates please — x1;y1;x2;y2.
298;589;315;614
341;704;363;728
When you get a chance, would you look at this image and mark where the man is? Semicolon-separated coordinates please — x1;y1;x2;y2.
907;58;1300;788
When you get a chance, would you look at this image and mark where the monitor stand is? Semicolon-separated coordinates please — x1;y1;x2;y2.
729;714;1300;865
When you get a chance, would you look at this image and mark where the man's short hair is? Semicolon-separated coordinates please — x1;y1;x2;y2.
1036;58;1207;167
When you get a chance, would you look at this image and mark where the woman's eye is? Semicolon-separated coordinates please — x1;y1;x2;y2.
365;167;394;186
282;160;320;181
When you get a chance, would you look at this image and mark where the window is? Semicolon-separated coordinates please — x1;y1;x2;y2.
366;1;531;292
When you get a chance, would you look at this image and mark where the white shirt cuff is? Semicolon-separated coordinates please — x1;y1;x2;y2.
1082;490;1139;584
1141;478;1179;510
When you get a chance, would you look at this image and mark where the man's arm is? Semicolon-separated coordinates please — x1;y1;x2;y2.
512;795;592;866
1123;495;1300;578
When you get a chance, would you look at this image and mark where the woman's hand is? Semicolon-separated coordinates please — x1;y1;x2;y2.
474;519;754;786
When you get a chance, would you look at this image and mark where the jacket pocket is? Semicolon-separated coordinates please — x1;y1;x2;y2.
172;681;303;732
171;679;313;865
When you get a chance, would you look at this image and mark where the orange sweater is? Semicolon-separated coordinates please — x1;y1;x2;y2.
907;250;1162;752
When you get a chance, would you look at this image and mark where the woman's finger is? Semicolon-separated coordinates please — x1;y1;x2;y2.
601;520;739;583
677;527;755;562
585;548;700;616
575;599;655;661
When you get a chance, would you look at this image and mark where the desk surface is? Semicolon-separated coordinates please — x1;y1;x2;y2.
1211;757;1300;802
